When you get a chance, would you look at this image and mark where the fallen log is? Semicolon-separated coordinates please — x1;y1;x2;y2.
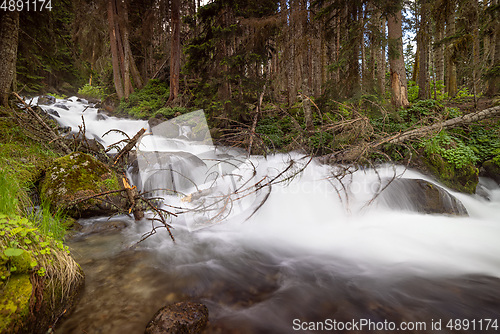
319;105;500;164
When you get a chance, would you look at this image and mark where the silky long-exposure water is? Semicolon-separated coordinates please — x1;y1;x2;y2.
33;97;500;333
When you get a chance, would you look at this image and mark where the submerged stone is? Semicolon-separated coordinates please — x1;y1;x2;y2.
145;302;209;334
379;178;468;216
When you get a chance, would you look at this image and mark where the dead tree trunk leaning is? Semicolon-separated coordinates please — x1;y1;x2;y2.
387;8;409;109
319;105;500;164
0;11;19;107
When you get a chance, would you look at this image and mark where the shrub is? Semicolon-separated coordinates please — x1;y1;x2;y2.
78;84;105;100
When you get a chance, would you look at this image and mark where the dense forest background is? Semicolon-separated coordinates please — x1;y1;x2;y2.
0;0;499;158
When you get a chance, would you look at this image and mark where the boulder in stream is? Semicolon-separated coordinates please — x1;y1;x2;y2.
37;95;56;105
40;152;125;218
378;178;468;216
145;302;209;334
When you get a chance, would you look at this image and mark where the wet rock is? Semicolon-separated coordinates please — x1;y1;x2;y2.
46;108;60;118
54;103;70;110
480;157;500;185
37;95;56;105
379;178;468;216
96;114;108;121
145;302;209;334
40;152;125;218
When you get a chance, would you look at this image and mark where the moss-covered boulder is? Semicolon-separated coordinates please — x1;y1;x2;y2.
0;215;84;334
0;274;31;333
481;156;500;184
423;152;479;194
41;152;125;218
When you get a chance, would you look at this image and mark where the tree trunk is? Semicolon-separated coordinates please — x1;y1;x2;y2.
387;8;409;108
108;0;124;99
445;5;457;97
0;11;19;107
471;0;480;104
169;0;181;102
377;15;386;95
117;0;132;98
418;1;430;100
435;21;445;83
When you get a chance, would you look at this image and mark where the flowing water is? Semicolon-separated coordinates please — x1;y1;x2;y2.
33;97;500;333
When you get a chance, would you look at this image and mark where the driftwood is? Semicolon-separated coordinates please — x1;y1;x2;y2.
320;105;500;164
12;92;72;154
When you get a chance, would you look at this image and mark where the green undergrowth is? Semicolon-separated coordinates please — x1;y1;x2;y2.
117;79;189;119
0;213;82;333
77;83;105;100
0;107;83;333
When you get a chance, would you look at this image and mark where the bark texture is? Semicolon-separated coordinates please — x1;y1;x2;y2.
387;9;409;108
0;11;19;107
169;0;181;101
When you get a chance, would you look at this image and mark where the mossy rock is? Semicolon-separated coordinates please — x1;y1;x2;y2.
423;152;478;194
481;156;500;184
0;274;31;334
40;152;125;218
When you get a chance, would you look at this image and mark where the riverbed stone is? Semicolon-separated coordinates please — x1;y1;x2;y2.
40;152;125;218
145;302;209;334
379;178;468;216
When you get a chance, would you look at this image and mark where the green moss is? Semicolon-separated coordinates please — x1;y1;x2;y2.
423;152;478;194
0;274;31;334
40;152;122;215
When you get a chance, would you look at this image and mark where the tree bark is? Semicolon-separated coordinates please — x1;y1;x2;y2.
418;1;430;100
377;15;386;95
169;0;181;102
435;21;445;83
0;11;19;107
445;5;457;97
108;0;124;99
387;8;409;108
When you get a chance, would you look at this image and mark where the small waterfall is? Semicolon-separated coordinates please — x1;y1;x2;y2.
40;97;500;334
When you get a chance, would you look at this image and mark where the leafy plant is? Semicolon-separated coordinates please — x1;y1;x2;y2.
0;214;70;281
422;130;478;169
78;84;105;100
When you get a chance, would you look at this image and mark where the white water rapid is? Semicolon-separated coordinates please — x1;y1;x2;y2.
34;97;500;333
